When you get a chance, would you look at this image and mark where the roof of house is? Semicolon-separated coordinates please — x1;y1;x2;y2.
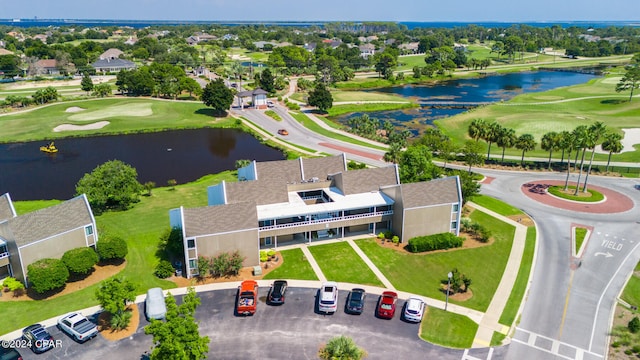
336;166;398;195
0;48;14;56
35;59;57;68
183;201;257;237
225;180;289;206
99;48;124;60
237;88;268;97
2;195;94;248
91;58;136;69
398;176;460;209
0;193;16;223
254;155;346;184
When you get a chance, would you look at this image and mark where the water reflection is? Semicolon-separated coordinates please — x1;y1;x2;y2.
0;128;284;201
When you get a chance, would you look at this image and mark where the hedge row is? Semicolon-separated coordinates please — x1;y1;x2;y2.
407;232;464;253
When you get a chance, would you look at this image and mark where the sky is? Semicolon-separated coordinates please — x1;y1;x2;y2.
2;0;639;22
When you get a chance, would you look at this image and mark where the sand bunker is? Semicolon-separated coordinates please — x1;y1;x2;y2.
595;128;640;154
68;103;153;121
53;121;110;132
65;106;86;113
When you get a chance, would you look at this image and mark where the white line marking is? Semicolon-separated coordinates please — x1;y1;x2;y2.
487;347;494;360
511;338;575;360
517;328;603;358
588;239;640;351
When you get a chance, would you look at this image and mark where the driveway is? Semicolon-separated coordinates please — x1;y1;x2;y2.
17;287;507;360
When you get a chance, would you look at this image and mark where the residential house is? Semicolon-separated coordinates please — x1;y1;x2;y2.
124;36;138;46
32;34;48;43
34;59;60;75
398;42;420;54
304;42;317;52
186;32;217;46
0;193;98;286
253;41;278;50
99;48;124;60
359;44;376;58
169;155;462;278
0;49;13;56
91;58;136;73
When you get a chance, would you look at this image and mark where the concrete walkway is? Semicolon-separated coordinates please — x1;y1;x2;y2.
468;202;529;348
299;245;327;282
345;238;396;290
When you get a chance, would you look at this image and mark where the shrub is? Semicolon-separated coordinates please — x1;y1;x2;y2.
286;101;300;110
392;236;400;245
259;250;268;262
27;258;69;294
62;247;99;275
212;251;245;277
267;249;276;258
384;231;393;240
3;277;25;297
629;317;640;333
632;345;640;353
377;232;385;240
154;260;174;278
407;232;464;253
197;256;211;278
97;236;128;261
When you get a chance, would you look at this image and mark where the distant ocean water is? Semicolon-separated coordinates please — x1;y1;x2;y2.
0;19;638;29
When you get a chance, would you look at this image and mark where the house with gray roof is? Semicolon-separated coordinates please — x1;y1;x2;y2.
91;58;136;73
0;193;97;286
169;155;462;279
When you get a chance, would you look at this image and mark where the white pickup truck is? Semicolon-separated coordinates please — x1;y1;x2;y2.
57;312;99;342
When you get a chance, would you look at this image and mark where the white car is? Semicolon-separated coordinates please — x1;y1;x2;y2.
403;296;426;322
318;282;339;313
57;312;99;342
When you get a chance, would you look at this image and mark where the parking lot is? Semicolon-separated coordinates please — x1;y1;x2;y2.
14;287;483;360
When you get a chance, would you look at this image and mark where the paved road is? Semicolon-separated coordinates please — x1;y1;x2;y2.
476;169;640;360
15;288;508;360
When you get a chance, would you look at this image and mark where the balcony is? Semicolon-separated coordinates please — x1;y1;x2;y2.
259;210;393;231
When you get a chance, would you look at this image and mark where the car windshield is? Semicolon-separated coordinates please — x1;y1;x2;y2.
73;318;88;328
380;304;393;310
32;328;49;339
323;286;334;292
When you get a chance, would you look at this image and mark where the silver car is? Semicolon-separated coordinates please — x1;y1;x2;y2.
403;296;426;322
57;312;98;342
318;282;338;313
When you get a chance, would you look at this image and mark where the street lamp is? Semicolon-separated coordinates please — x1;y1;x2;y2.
445;271;453;311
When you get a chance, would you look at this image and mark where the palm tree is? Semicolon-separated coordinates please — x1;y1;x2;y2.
483;122;502;161
601;132;623;172
468;118;486;142
318;336;367;360
515;134;537;167
541;131;559;170
582;121;607;192
563;132;577;190
557;130;571;165
496;127;517;164
571;125;590;195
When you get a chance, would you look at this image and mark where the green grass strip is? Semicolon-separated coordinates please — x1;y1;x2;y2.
499;226;536;326
263;248;318;281
264;110;282;121
288;111;387;151
472;194;525;216
575;227;588;256
326;102;417;117
548;185;605;202
307;242;384;287
420;306;478;348
621;274;640;308
491;331;507;346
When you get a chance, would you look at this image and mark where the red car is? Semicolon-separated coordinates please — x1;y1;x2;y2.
377;291;398;319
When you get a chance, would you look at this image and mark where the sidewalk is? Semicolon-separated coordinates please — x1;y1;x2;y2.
467;202;529;348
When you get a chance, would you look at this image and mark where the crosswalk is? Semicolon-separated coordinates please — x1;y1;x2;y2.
511;328;603;360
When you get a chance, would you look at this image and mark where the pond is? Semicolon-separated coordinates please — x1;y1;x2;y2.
0;128;285;201
333;70;599;135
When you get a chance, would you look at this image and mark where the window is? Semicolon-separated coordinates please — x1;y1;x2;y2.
452;204;459;212
451;221;458;230
85;225;94;236
189;259;197;270
187;239;196;249
265;237;272;246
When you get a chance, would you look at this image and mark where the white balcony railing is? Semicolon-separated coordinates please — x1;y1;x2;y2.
259;210;393;231
0;252;9;260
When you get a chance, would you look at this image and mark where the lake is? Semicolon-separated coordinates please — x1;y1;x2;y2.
0;128;285;201
334;70;599;135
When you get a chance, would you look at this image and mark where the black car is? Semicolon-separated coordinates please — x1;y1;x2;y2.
267;280;288;305
345;288;366;314
22;323;54;354
0;346;22;360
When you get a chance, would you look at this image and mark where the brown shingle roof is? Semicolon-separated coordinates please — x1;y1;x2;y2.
255;159;302;184
399;176;460;209
35;59;57;68
301;155;346;182
7;195;94;248
0;193;16;222
183;202;257;237
100;48;124;60
225;180;289;206
338;166;398;195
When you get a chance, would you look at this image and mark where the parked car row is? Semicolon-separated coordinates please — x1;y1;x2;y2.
236;280;427;323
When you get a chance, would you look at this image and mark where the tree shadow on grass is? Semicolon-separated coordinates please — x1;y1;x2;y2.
601;99;627;105
194;108;228;117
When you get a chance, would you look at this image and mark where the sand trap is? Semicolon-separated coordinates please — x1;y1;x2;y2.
53;121;110;132
595;128;640;154
65;106;86;113
68;103;152;121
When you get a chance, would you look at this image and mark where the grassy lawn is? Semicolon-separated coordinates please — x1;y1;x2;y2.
621;271;640;308
0;171;237;335
356;209;514;312
288;111;388;151
420;306;478;348
471;194;524;216
548;186;605;202
499;227;536;326
326;102;417;117
575;227;588;255
263;248;318;281
264;110;282;121
307;242;383;287
491;331;507;346
0;98;237;143
435;72;640;162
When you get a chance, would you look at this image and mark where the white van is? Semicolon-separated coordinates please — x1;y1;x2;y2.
145;287;167;320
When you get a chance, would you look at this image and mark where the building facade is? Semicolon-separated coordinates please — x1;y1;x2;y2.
170;155;462;279
0;193;98;286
